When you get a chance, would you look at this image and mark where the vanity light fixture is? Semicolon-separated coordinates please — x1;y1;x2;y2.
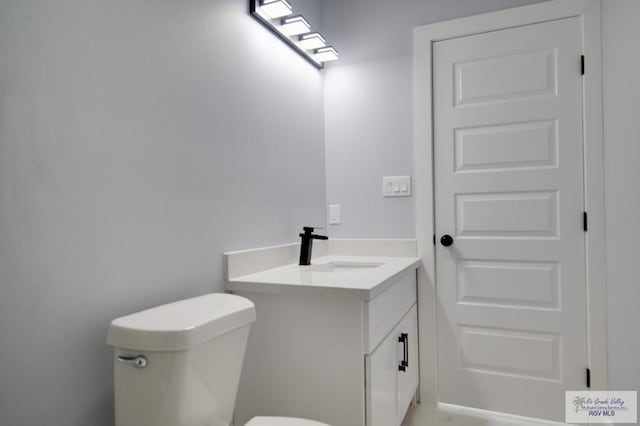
314;46;339;62
299;32;326;50
249;0;338;69
281;15;311;36
260;0;293;19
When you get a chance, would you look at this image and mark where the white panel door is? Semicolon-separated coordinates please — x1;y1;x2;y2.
433;17;587;421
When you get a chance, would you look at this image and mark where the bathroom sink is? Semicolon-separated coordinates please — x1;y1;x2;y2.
303;261;383;273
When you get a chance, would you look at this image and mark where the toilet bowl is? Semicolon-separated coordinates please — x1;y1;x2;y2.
107;293;329;426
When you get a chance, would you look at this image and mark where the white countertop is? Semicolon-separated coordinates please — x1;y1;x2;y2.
226;255;420;301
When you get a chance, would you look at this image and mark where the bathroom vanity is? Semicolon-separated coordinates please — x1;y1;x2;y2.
225;241;420;426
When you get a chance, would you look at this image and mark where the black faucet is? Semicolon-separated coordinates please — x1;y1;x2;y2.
299;226;328;266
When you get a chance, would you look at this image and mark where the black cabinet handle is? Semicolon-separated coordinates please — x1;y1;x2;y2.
398;333;408;372
405;333;409;368
440;234;454;247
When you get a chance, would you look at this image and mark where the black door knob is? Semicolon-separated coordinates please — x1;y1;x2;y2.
440;234;454;247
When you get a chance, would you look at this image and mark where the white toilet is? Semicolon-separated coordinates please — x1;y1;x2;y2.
107;293;328;426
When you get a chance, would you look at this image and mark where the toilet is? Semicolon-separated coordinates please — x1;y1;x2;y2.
107;293;328;426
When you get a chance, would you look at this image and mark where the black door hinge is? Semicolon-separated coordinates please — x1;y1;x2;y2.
586;368;591;388
433;234;436;245
583;211;588;232
581;55;585;75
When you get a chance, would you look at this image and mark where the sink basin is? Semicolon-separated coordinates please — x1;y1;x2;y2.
303;261;383;273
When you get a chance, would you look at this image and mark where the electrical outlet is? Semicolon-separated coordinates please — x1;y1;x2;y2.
329;204;341;224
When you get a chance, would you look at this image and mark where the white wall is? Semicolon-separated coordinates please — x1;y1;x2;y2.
0;1;326;424
2;1;637;423
602;0;640;392
322;0;545;238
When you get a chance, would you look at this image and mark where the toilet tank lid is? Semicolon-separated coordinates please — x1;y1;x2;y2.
107;293;256;352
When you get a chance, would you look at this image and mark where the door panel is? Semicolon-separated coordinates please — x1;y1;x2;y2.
458;325;561;381
455;119;558;172
457;260;560;309
456;191;559;237
453;47;557;106
433;17;586;421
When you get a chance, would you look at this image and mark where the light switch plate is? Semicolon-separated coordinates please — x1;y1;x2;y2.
383;176;411;197
328;204;341;224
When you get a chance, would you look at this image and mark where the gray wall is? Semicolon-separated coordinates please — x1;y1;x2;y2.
292;0;323;30
322;0;640;392
0;0;326;424
322;0;545;238
602;0;640;392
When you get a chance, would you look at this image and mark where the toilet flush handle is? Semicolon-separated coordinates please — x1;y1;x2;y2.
116;355;148;369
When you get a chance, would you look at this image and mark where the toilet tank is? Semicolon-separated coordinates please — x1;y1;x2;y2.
107;293;256;426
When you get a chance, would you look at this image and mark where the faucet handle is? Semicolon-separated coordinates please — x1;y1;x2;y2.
302;226;324;233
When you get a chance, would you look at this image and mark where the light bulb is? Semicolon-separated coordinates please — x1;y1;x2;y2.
315;46;339;62
299;33;326;50
260;0;293;19
281;15;311;36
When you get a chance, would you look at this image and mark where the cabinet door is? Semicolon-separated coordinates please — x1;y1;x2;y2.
366;327;397;426
367;304;419;426
397;305;419;421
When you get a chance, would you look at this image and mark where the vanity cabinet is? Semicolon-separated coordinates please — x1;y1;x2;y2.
229;267;419;426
